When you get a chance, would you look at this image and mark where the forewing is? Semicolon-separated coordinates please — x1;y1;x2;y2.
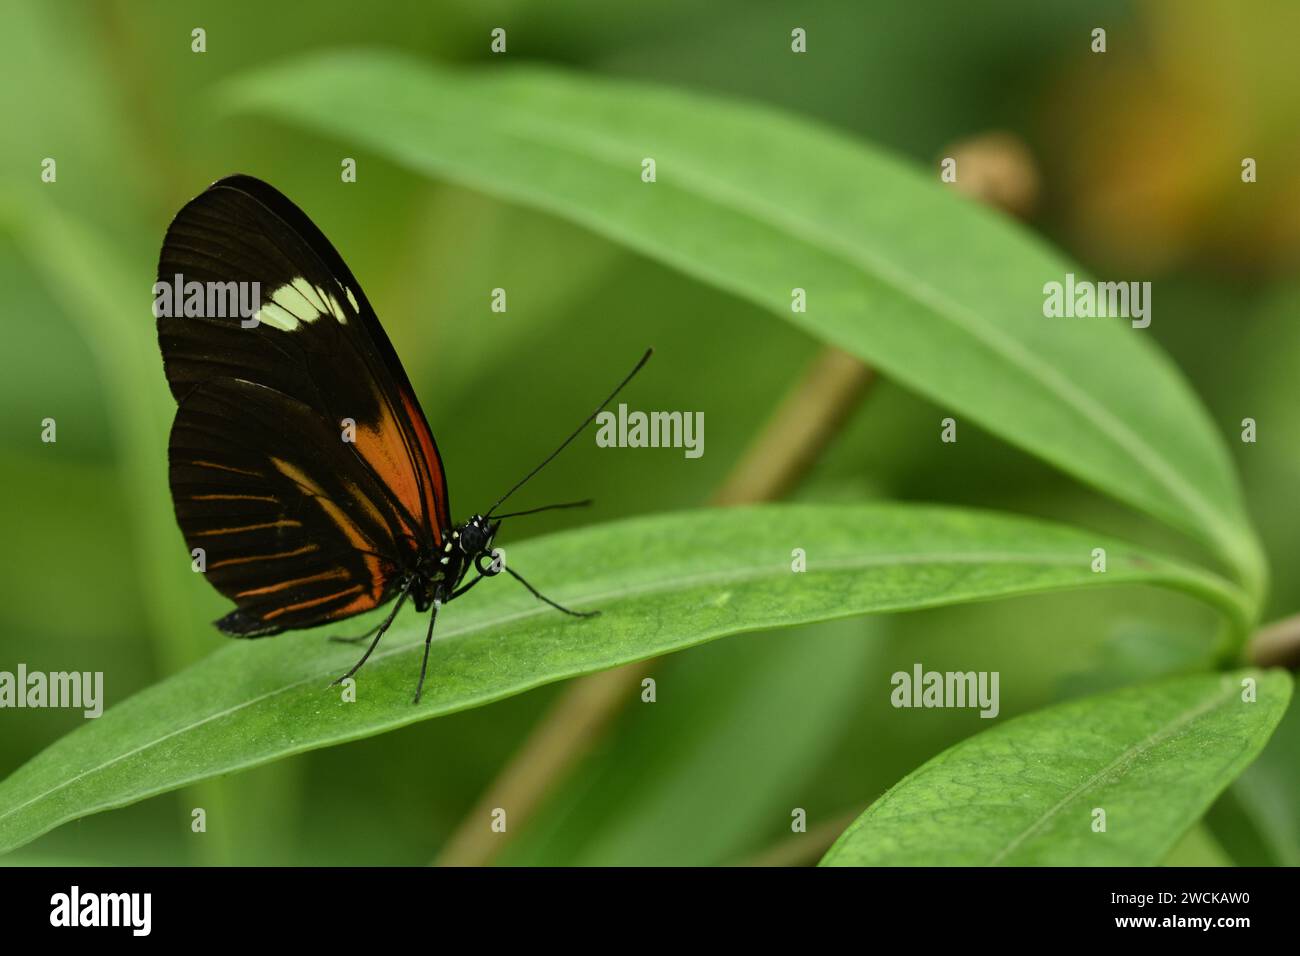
157;174;450;542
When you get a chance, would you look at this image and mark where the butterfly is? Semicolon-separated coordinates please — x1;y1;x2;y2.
155;175;650;703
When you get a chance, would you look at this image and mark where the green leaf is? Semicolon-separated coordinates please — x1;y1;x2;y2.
821;669;1292;866
220;52;1263;593
0;503;1248;854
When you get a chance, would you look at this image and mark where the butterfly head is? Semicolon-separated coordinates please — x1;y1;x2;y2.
455;514;498;559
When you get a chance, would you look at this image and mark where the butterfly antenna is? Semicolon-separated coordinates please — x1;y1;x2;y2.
492;499;593;520
486;348;652;518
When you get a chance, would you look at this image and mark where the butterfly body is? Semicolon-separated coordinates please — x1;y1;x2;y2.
208;511;497;636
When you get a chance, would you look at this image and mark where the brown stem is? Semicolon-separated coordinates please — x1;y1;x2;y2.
1248;612;1300;669
709;348;876;506
433;347;874;866
737;806;867;868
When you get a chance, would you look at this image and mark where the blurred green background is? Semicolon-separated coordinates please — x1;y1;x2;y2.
1;0;1296;865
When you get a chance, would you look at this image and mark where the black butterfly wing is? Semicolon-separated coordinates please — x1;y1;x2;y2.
157;175;450;633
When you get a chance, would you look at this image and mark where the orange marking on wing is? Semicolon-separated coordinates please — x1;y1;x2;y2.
400;389;446;542
189;460;264;477
195;519;301;536
345;477;389;537
353;390;432;540
323;590;383;619
210;544;320;569
236;567;350;599
263;585;365;620
271;457;386;601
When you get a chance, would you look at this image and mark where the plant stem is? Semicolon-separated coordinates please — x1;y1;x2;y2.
737;806;866;867
432;347;874;866
1249;612;1300;669
710;348;877;505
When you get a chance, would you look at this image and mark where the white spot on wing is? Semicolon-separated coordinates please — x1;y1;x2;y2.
254;277;350;330
292;277;327;313
270;282;317;323
254;302;301;331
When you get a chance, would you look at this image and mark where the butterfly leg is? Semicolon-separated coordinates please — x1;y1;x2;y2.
445;547;504;601
327;623;381;645
331;585;411;686
502;564;598;618
412;598;441;705
450;573;484;600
